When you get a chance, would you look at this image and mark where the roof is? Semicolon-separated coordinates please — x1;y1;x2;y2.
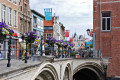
31;9;45;18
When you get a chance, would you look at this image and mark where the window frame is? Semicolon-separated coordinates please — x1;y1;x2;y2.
2;4;6;23
14;10;17;27
13;0;17;4
101;12;111;31
46;34;52;39
8;7;12;26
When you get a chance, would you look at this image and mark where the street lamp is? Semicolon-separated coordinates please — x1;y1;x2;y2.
41;35;43;56
7;36;12;67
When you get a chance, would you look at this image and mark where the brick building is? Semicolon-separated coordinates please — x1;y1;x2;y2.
93;0;120;78
19;0;31;34
0;0;19;59
0;0;19;31
0;0;32;59
44;17;54;42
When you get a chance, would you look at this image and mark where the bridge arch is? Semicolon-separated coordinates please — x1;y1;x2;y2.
32;63;59;80
63;63;72;80
73;62;105;80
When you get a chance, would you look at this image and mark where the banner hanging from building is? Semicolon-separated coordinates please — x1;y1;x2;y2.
44;8;52;21
70;37;73;42
65;30;70;37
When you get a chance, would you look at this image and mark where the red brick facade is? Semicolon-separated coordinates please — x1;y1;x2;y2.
44;30;53;42
44;17;54;42
93;0;120;77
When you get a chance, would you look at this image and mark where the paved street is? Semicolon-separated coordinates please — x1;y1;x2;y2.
0;59;41;78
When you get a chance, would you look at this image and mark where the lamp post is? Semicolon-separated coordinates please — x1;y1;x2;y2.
7;36;12;67
62;47;63;58
25;39;28;63
41;36;43;56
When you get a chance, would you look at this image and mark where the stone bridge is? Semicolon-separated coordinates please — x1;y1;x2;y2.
0;56;107;80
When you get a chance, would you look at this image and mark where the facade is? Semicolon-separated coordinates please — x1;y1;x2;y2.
44;17;54;43
31;9;44;39
18;0;31;35
53;17;60;40
0;0;19;59
0;0;32;59
73;34;85;50
93;0;120;78
44;15;65;43
59;22;65;40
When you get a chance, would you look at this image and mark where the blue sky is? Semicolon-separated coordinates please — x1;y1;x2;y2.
29;0;93;39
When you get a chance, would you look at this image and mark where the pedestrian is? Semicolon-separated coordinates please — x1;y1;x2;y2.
21;40;26;60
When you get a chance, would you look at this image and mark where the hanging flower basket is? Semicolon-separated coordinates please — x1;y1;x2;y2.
0;22;14;41
21;31;37;43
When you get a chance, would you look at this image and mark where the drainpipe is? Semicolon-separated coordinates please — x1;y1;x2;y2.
100;0;102;58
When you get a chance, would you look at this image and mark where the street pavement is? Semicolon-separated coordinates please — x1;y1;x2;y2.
0;59;41;78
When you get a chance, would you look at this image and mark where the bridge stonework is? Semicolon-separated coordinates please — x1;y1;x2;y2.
0;58;107;80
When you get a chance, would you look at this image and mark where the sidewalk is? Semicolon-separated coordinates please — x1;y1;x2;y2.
0;59;41;78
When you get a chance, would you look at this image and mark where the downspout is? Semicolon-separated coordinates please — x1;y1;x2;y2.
100;0;102;58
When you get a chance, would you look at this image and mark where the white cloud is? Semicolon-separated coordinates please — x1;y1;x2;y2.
29;0;93;38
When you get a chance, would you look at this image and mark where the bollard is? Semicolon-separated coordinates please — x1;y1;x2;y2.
7;36;12;67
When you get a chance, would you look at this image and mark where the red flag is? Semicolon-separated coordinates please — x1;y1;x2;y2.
70;37;73;42
65;30;70;37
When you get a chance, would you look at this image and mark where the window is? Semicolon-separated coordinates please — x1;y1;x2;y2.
13;0;17;4
28;22;31;32
37;18;40;27
2;5;6;23
41;19;44;26
14;10;17;27
46;34;51;39
24;4;27;14
102;12;111;31
33;16;37;27
33;16;37;23
8;8;12;26
20;19;22;32
20;6;22;11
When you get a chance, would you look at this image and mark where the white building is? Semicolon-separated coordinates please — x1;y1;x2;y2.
73;33;85;50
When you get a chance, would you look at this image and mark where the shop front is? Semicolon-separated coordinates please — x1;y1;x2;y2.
0;36;18;59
